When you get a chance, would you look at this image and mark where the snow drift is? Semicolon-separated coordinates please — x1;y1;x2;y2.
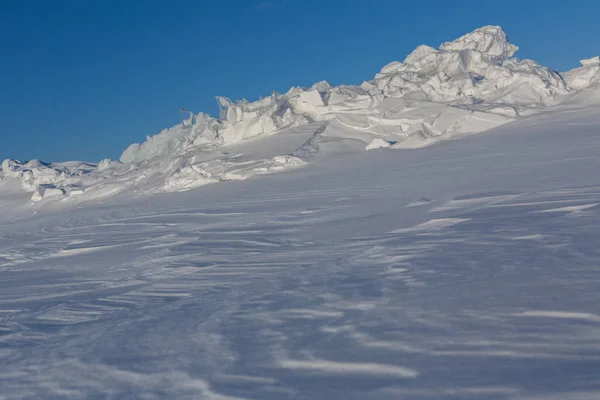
2;26;599;203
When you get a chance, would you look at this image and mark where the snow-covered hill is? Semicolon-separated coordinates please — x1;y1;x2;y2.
3;25;600;399
2;26;599;204
2;67;600;399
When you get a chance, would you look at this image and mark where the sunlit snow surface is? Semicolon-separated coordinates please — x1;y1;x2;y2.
2;89;600;399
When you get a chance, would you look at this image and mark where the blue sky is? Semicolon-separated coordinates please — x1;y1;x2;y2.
1;0;598;162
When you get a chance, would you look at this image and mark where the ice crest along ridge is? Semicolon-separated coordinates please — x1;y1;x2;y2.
120;25;576;168
439;25;518;61
120;112;222;164
402;45;439;65
563;56;600;90
110;25;600;199
0;158;118;201
581;56;600;66
369;25;567;107
1;159;62;192
120;82;353;164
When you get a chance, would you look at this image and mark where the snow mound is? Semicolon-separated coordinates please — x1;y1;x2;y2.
2;26;600;205
563;57;600;90
2;159;64;192
0;158;127;202
119;26;591;172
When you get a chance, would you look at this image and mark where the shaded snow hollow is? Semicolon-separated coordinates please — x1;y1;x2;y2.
2;26;600;203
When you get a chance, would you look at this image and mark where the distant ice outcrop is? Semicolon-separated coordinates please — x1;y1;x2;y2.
563;57;600;90
368;26;567;109
1;159;64;192
2;26;599;204
121;26;576;169
0;158;121;201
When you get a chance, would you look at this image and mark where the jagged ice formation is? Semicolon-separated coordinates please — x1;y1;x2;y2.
2;26;599;203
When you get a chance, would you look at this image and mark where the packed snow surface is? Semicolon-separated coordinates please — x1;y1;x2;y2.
2;26;600;399
2;26;599;203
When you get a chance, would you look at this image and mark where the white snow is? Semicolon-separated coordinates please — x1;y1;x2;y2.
2;26;600;399
563;57;600;90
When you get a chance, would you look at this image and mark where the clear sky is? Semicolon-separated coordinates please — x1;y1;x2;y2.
1;0;598;163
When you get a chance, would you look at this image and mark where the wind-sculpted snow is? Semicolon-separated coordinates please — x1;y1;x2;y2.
563;57;600;90
1;26;599;205
2;102;600;398
369;26;567;111
439;25;519;59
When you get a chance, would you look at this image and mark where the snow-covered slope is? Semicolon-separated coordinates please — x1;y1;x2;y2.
3;25;600;399
1;26;599;204
2;79;600;399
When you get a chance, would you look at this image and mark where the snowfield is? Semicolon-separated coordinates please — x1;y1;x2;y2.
1;26;600;399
